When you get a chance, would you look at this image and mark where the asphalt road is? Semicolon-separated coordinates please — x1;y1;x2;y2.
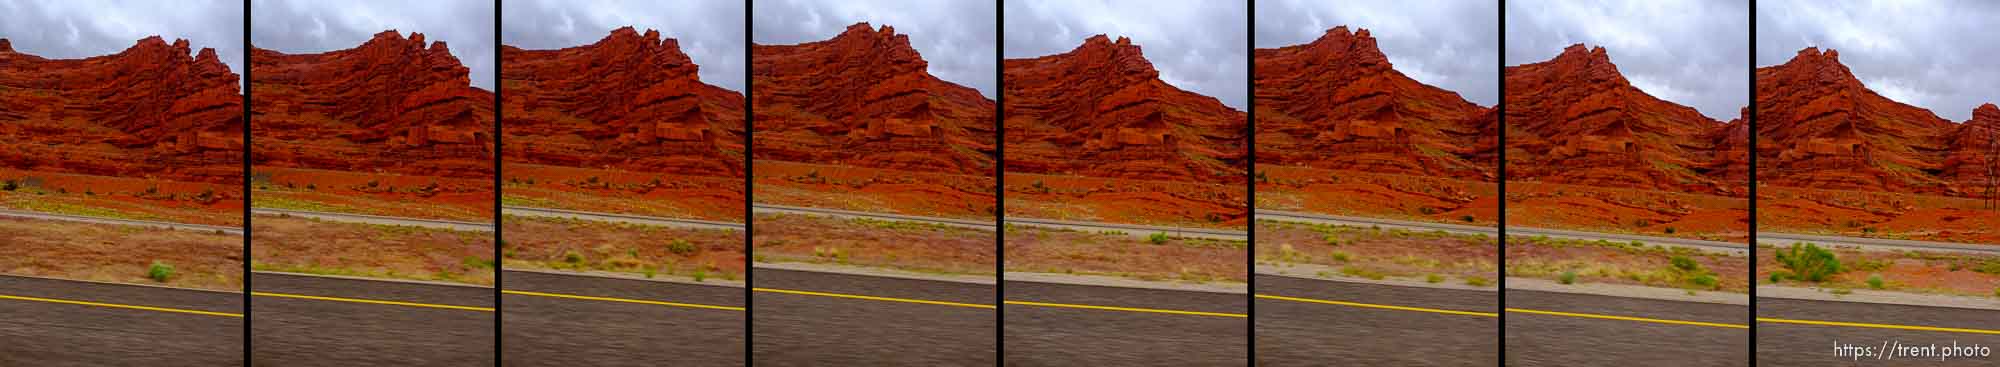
502;270;745;366
1505;289;1748;366
250;272;494;366
1759;298;2000;366
0;275;244;366
1256;275;1497;366
1004;280;1248;366
752;268;995;366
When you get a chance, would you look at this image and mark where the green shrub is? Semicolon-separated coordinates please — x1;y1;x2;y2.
1464;277;1491;287
1426;274;1444;283
1330;251;1352;263
1670;256;1699;272
1461;215;1476;223
1559;270;1577;285
147;262;174;282
667;239;698;256
1691;274;1718;289
563;251;584;264
1148;232;1170;245
3;180;19;191
1663;227;1676;234
1866;274;1885;289
1774;243;1842;282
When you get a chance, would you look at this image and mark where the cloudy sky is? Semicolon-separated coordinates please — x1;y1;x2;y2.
503;0;744;92
1507;0;1748;121
1257;0;1497;106
753;0;995;98
252;0;495;90
0;0;243;89
1759;0;2000;122
1006;0;1247;110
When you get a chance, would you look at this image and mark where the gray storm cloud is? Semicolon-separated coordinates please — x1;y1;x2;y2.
1004;0;1248;110
1256;0;1498;106
502;0;745;93
752;0;997;98
0;0;245;89
1758;0;2000;122
1507;0;1749;121
251;0;496;90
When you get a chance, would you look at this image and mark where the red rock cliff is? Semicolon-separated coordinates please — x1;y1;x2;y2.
751;23;996;176
250;30;495;179
1506;44;1741;196
501;27;745;178
0;36;243;184
1254;26;1496;181
1756;47;1957;193
1004;35;1248;183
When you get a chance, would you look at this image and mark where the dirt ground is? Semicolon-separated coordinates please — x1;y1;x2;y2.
0;168;242;226
250;214;494;285
1756;243;2000;298
250;167;492;222
752;213;994;275
1507;181;1749;243
1006;225;1247;283
1506;235;1749;293
1256;166;1498;226
0;216;242;291
501;163;744;222
1007;172;1247;229
1760;187;2000;245
1255;220;1495;285
501;215;744;281
752;160;995;220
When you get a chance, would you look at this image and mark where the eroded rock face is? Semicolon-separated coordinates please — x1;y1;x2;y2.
0;36;244;184
751;23;995;176
1942;103;2000;190
1756;47;1959;193
501;27;745;177
250;30;495;179
1254;27;1496;181
1003;35;1248;183
1506;44;1742;196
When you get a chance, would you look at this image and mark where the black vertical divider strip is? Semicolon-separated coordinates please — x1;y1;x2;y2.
1243;0;1256;364
1496;0;1510;364
1747;1;1760;362
241;0;254;361
994;0;1007;364
491;0;505;362
743;0;756;363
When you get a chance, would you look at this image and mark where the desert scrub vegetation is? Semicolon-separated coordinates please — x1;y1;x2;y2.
1771;242;1842;282
147;261;174;282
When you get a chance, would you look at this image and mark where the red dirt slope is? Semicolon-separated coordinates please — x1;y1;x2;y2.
1506;44;1742;196
0;36;243;184
501;27;745;178
1004;35;1248;184
250;30;495;180
751;23;995;176
1254;27;1496;181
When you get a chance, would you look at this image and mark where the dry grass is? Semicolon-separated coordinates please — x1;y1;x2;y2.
1507;235;1749;293
501;215;744;281
1005;225;1247;283
251;214;494;285
0;216;241;291
1755;243;2000;298
753;213;994;275
1255;220;1495;284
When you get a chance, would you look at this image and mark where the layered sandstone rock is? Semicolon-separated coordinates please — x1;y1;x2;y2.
751;23;995;176
1254;26;1496;181
0;36;243;184
501;27;745;177
1756;47;1957;193
1004;35;1248;183
250;30;494;179
1506;44;1741;196
1942;103;2000;191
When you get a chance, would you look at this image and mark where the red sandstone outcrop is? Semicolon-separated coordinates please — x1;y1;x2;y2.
1254;26;1496;181
1756;47;1959;193
0;36;243;184
1942;103;2000;191
501;27;745;177
1004;35;1248;183
751;23;995;176
250;30;494;179
1506;44;1740;196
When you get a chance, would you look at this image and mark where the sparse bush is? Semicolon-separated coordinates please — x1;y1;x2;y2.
147;261;174;282
1148;232;1169;245
1559;270;1577;285
3;180;19;191
1663;227;1676;234
667;239;698;256
1330;251;1352;263
1418;206;1439;215
1691;273;1718;289
1866;274;1884;289
1670;256;1699;272
1464;277;1491;287
1774;242;1842;282
1461;215;1476;223
562;251;584;264
1426;274;1444;283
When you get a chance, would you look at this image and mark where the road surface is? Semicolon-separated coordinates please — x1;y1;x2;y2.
1004;280;1248;366
501;270;745;366
0;275;243;366
752;267;995;366
1255;275;1496;366
1505;289;1748;366
1758;298;1999;366
250;272;494;366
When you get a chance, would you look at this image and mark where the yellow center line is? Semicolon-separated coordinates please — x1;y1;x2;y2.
1507;308;1748;329
752;287;996;309
1004;300;1248;318
0;294;243;318
251;291;495;312
1759;317;2000;335
1256;293;1498;317
503;290;745;311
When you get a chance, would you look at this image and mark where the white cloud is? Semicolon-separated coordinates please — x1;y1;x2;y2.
502;0;745;92
1508;0;1748;121
252;0;495;90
